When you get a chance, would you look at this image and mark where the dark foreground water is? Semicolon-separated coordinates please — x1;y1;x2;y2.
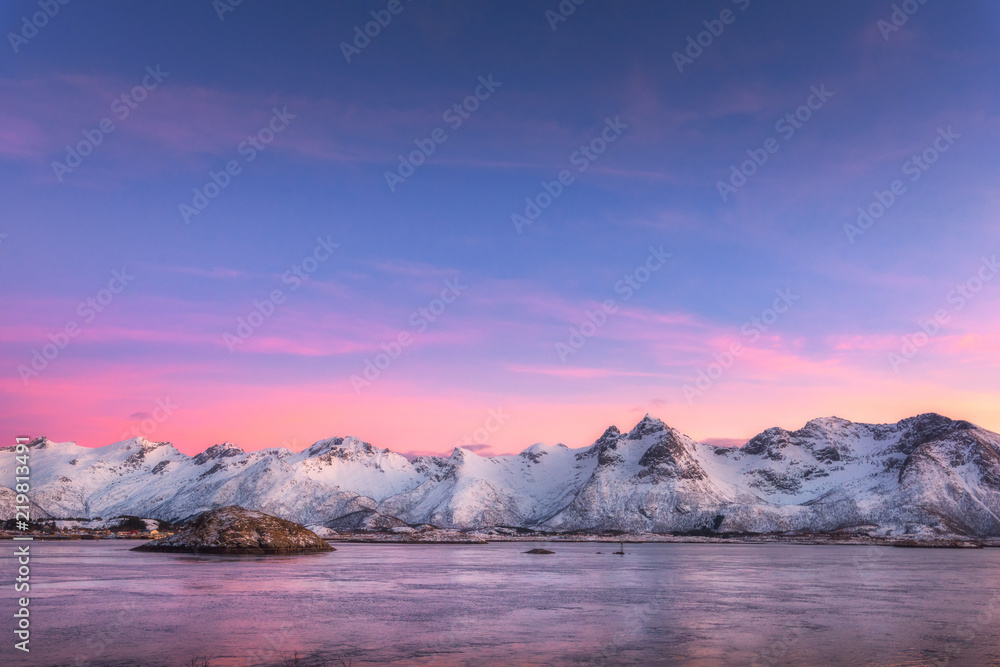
2;541;1000;666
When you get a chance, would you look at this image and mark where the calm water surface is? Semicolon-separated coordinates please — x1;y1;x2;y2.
3;541;1000;666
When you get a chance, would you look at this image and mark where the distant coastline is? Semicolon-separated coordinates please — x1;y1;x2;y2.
323;531;996;548
4;531;996;548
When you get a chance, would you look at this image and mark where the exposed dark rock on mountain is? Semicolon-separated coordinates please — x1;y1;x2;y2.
325;509;408;531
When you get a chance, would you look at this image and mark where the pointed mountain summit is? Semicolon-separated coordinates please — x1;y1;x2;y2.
627;414;666;440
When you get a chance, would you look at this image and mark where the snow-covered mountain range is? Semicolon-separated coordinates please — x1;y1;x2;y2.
4;413;1000;538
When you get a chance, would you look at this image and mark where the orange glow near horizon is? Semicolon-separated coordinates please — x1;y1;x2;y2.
17;372;1000;457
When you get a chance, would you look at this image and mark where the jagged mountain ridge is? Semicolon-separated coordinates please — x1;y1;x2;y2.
3;413;1000;538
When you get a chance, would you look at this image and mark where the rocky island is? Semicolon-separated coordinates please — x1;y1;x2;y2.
132;506;334;555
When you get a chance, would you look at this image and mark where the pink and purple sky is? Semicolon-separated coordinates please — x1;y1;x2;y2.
2;1;999;456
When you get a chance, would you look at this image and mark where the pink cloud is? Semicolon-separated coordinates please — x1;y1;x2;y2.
4;266;1000;456
506;363;669;380
0;118;49;159
5;339;1000;458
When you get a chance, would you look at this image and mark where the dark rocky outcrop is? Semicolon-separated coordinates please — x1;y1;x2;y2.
628;414;666;440
325;509;408;531
637;430;708;482
132;506;333;554
192;444;245;466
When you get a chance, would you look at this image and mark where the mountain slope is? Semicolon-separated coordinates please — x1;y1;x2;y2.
3;413;1000;538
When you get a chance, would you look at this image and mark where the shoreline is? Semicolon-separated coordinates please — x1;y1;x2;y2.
324;533;998;548
8;529;999;549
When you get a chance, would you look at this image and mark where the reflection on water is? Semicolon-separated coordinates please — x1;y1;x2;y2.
4;541;1000;665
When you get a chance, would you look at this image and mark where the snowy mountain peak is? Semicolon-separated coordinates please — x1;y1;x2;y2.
450;446;482;460
802;416;854;430
595;425;621;444
1;437;49;451
316;436;409;466
898;412;974;432
738;421;852;464
740;428;793;460
118;436;171;452
192;443;245;465
3;437;79;454
305;437;345;456
627;414;666;440
521;443;549;455
339;436;379;456
519;442;569;463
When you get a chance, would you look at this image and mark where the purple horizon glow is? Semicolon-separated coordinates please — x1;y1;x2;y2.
1;1;999;456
